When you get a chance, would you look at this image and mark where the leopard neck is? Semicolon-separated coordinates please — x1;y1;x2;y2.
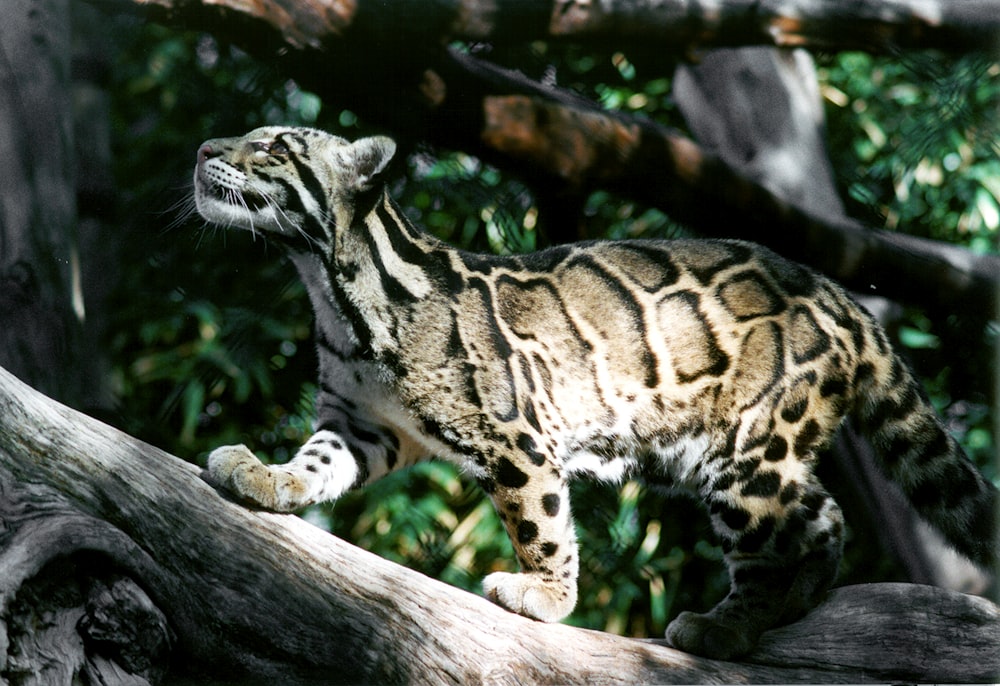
296;187;451;364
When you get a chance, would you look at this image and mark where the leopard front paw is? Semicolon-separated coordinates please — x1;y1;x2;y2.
207;444;311;512
665;610;756;660
482;572;576;623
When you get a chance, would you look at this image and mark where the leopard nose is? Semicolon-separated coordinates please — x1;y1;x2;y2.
197;143;219;164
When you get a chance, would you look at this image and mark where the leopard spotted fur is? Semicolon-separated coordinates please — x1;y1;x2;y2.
192;126;998;659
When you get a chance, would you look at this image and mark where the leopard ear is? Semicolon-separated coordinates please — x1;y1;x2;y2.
343;136;396;192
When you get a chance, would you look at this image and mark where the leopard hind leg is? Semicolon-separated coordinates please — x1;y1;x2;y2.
666;461;844;660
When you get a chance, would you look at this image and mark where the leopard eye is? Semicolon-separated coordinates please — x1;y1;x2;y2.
268;141;290;156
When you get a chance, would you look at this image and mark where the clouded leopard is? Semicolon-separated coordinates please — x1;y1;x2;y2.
193;126;997;659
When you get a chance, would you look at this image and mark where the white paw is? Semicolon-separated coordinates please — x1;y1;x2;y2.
207;444;311;512
482;572;576;623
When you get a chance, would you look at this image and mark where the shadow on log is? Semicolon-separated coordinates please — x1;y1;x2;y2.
1;365;997;684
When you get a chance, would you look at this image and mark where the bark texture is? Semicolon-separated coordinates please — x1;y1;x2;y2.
0;0;85;404
87;0;1000;52
1;365;998;684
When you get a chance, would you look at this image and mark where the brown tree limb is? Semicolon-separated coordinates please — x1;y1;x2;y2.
88;0;1000;321
543;0;1000;54
473;90;1000;319
91;0;1000;53
2;365;999;683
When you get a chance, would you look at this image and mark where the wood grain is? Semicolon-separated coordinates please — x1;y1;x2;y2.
2;364;997;683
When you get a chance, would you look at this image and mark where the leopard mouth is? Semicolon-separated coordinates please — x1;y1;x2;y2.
239;189;270;211
205;181;269;211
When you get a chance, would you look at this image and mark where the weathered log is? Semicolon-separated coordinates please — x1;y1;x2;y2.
2;365;998;684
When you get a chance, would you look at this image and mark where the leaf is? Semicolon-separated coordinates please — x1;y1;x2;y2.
180;380;206;446
898;325;941;350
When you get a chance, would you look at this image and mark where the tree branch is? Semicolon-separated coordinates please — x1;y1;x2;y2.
88;0;1000;321
1;365;999;683
89;0;1000;53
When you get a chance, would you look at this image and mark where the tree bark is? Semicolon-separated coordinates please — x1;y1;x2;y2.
86;0;1000;53
1;364;998;684
85;0;1000;321
0;0;88;406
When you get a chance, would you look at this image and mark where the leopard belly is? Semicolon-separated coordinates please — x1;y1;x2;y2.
193;126;998;661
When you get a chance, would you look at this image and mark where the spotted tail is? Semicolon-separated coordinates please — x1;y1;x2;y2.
854;352;998;571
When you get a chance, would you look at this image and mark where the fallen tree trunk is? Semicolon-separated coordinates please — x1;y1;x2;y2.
1;364;998;684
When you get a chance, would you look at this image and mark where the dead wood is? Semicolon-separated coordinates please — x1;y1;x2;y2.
2;365;999;684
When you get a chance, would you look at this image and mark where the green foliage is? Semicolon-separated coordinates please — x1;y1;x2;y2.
103;22;997;641
568;481;726;635
819;53;1000;248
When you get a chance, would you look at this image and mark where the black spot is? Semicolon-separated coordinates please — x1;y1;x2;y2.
853;362;875;386
523;402;542;433
712;473;736;492
864;398;896;434
740;470;781;498
736;516;775;553
517;433;547;466
349;423;383;446
735;458;761;481
886;434;914;462
305;464;318;473
764;436;788;462
517;520;539;544
541;542;559;557
495;457;529;488
779;481;800;505
831;520;844;540
920;430;951;462
908;476;950;511
820;377;847;397
719;505;751;531
781;398;808;423
800;492;827;519
894;386;920;418
541;493;561;517
773;511;807;554
794;419;821;456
